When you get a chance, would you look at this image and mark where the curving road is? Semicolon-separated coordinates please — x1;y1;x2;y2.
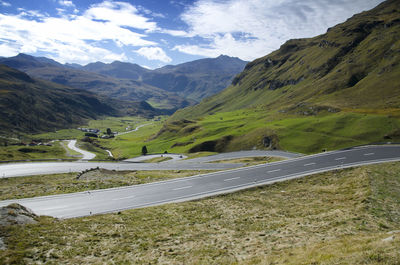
0;145;399;218
0;150;297;178
67;140;96;160
0;161;242;178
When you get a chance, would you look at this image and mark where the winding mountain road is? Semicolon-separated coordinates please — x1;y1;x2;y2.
67;140;96;160
0;145;399;218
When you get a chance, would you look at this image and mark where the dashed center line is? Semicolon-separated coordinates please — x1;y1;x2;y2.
173;186;192;191
112;195;135;201
267;169;281;173
335;157;346;161
364;153;375;156
304;162;316;166
224;177;240;182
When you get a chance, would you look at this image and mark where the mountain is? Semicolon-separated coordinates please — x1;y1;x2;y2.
80;55;247;102
0;53;63;70
0;54;189;109
0;64;118;133
141;55;248;101
152;0;400;154
0;54;246;107
82;61;150;80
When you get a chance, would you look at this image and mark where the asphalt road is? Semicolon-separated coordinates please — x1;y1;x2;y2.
181;150;302;163
67;140;96;160
0;150;298;178
0;161;242;178
0;145;399;218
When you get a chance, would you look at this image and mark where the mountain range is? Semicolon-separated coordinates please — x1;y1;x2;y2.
0;54;247;109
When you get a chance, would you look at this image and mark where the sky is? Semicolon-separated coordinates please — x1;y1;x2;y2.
0;0;385;69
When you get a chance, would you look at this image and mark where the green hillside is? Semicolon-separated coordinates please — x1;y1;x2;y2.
0;65;163;135
0;64;118;134
149;0;400;154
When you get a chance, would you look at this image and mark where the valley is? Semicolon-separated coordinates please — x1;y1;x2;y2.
0;0;399;264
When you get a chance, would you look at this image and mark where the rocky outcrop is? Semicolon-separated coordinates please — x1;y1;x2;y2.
0;203;38;227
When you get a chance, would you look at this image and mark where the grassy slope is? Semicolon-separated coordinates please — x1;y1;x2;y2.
0;65;117;135
98;117;168;159
150;0;400;154
135;108;400;155
0;141;71;161
1;162;399;264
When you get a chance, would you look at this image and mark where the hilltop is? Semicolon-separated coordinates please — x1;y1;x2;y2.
148;0;400;154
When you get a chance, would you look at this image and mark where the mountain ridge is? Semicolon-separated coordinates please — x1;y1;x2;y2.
0;53;247;105
150;0;400;154
172;0;400;120
0;54;190;109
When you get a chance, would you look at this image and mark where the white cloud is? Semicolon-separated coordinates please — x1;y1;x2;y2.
135;47;172;63
0;43;18;57
161;29;188;37
0;1;158;64
84;1;158;32
0;1;10;7
59;1;75;8
177;0;385;60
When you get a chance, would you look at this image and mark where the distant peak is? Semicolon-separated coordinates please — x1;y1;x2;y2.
16;53;34;59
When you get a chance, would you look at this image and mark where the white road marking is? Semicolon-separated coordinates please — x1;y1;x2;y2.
267;169;281;173
173;186;192;191
112;195;136;201
224;177;240;182
304;162;316;166
38;205;70;210
364;153;375;156
335;157;346;161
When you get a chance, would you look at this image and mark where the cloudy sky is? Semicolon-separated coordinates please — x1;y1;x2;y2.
0;0;384;68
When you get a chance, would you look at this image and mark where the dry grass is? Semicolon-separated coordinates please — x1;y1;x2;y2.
0;162;399;264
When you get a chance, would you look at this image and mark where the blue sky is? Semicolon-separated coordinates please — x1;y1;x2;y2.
0;0;385;68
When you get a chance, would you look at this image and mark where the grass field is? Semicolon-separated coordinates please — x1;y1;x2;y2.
0;141;72;161
31;116;154;141
1;162;399;264
98;119;167;159
144;109;400;155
